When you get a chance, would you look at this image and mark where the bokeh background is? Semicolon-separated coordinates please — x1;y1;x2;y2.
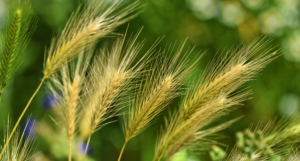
0;0;300;160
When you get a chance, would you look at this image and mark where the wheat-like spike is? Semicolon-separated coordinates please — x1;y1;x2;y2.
0;0;140;158
0;0;37;96
86;30;154;134
117;40;201;161
82;31;156;160
125;75;174;141
43;0;140;79
154;92;249;161
154;39;277;161
0;118;37;161
125;42;196;141
181;38;277;121
48;47;93;161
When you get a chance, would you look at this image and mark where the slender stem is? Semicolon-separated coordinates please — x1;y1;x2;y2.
82;133;92;161
68;141;72;161
0;78;45;158
157;143;168;161
118;140;128;161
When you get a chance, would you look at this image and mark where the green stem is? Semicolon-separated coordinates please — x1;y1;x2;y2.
118;140;128;161
0;78;45;158
156;138;171;161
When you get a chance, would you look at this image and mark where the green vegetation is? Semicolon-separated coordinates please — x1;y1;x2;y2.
0;0;300;161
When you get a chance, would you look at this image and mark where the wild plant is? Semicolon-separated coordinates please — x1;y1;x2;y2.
48;48;93;161
119;41;200;161
78;31;152;160
0;0;139;158
153;40;277;161
225;114;300;161
0;0;37;99
0;118;37;161
2;0;300;161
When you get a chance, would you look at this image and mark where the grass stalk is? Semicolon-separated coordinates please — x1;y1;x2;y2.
68;142;72;161
157;146;167;161
118;140;128;161
0;77;45;158
82;133;92;161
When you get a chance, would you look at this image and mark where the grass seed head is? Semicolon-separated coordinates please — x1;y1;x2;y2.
0;0;37;93
154;38;277;160
43;0;140;78
124;40;201;143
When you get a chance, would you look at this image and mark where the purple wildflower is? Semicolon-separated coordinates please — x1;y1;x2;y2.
43;92;58;109
23;117;37;140
79;142;92;155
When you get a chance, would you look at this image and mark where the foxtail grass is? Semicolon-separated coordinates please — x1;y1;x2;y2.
48;48;93;161
82;31;155;160
0;0;140;158
43;0;140;78
154;39;278;161
118;41;200;161
0;0;37;101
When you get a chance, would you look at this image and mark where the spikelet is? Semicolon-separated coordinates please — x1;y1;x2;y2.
85;30;155;135
116;40;200;161
0;119;37;161
0;0;37;94
43;0;140;79
181;39;277;121
124;40;198;142
81;31;156;160
154;39;277;160
155;93;247;161
48;47;93;149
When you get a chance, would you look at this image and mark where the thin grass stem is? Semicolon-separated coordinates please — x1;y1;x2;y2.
118;140;128;161
156;142;168;161
82;133;92;161
68;142;72;161
0;78;45;158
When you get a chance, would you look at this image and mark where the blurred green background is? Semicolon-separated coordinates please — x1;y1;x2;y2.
0;0;300;160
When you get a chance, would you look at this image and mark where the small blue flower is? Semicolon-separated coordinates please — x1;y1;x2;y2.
23;117;37;140
43;93;58;109
79;142;92;155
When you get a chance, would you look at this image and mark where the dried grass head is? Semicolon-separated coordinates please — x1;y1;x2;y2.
154;38;278;160
43;0;140;79
1;118;37;161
